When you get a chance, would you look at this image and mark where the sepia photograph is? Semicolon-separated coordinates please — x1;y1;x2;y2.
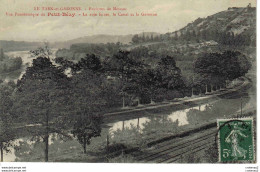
0;0;257;171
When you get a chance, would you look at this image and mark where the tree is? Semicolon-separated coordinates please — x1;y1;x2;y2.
201;30;207;40
185;31;191;41
142;33;145;42
156;55;184;90
29;42;52;59
151;34;154;41
184;75;195;97
129;46;149;59
72;112;102;154
191;30;196;40
139;68;160;103
70;69;106;153
0;48;4;61
0;83;16;162
221;51;251;81
104;50;144;108
132;34;140;44
15;56;71;162
194;51;251;90
193;75;206;95
174;32;178;41
122;68;155;105
194;52;226;91
77;54;103;72
55;57;75;69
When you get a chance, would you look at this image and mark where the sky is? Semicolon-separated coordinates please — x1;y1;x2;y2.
0;0;256;42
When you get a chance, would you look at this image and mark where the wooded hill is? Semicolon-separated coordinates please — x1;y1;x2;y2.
167;5;256;47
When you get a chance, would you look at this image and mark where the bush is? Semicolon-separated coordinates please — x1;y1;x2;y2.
111;124;144;147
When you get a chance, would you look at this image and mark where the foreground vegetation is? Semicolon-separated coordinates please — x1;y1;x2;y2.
0;39;252;162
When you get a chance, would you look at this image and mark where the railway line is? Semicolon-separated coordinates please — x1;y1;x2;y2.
134;129;217;162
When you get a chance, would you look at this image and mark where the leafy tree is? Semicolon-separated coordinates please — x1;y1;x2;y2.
129;46;149;59
29;42;52;59
55;53;103;77
15;56;71;162
77;54;102;72
194;51;251;89
156;55;184;91
140;68;160;103
128;67;163;104
0;83;16;162
104;50;144;107
70;69;106;153
221;51;251;81
191;30;196;40
174;32;178;41
0;48;4;61
72;112;102;154
194;52;226;89
142;33;145;42
185;31;191;41
184;75;195;96
201;30;207;40
55;57;75;69
132;34;140;44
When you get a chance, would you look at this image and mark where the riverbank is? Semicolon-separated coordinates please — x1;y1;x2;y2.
103;77;249;123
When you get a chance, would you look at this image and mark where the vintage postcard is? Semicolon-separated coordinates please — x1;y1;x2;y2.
0;0;257;170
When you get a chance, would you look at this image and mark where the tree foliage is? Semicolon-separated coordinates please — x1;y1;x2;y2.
72;113;102;154
156;56;184;90
0;83;16;162
15;56;71;162
194;51;251;86
68;64;107;153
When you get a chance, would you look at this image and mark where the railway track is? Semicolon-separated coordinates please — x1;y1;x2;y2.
132;128;217;163
161;141;215;163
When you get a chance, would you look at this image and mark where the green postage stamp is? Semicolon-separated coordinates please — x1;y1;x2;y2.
217;118;255;162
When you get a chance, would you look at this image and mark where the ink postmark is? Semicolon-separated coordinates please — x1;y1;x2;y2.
217;118;254;162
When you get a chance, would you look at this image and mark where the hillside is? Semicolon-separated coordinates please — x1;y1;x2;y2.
168;5;256;46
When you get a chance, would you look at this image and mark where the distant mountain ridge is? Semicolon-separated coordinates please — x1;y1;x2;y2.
0;32;160;52
51;32;160;48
